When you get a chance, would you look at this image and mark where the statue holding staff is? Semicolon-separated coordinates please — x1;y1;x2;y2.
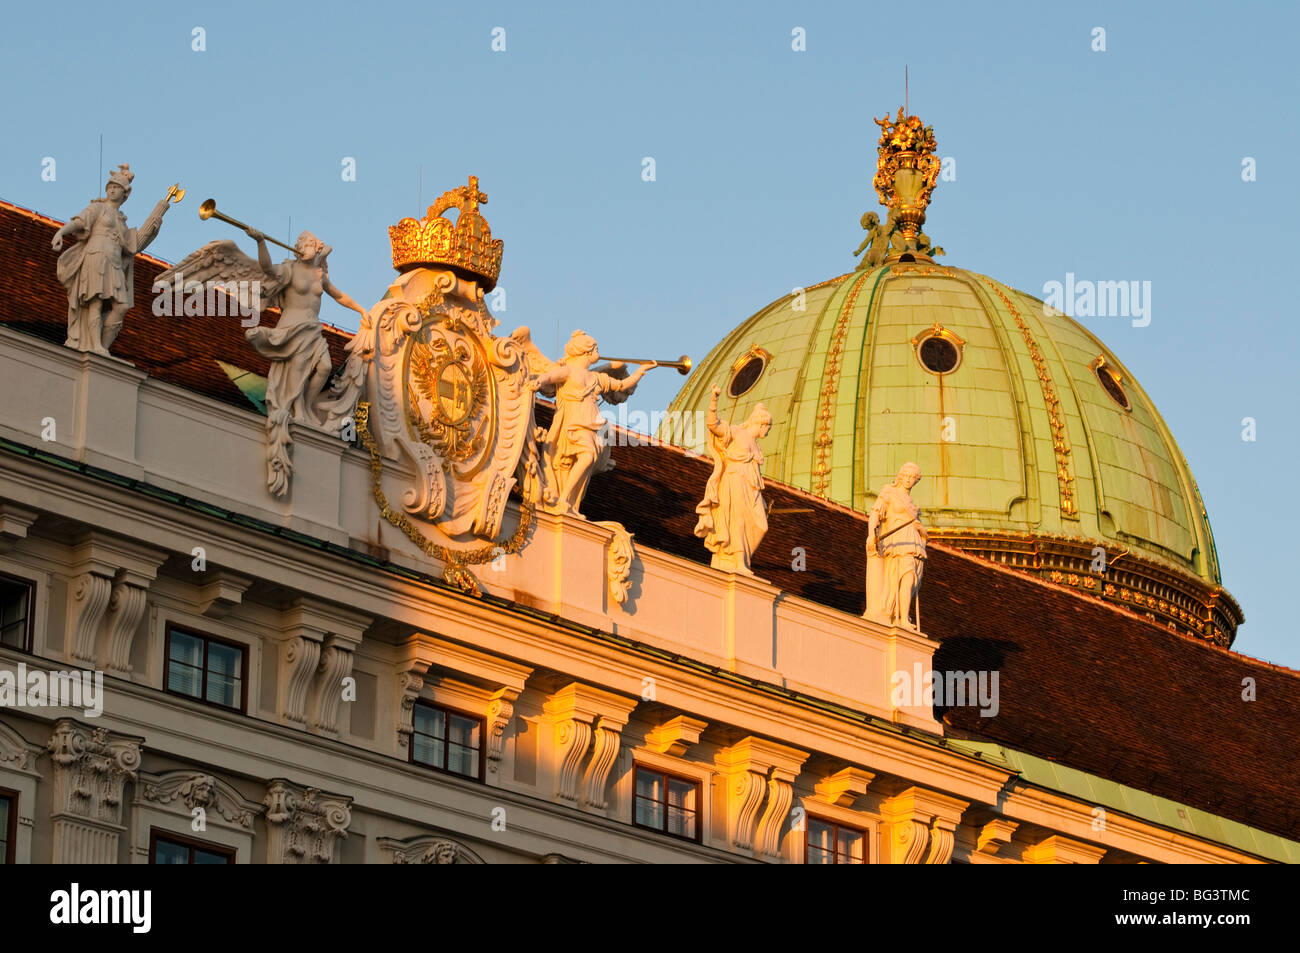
51;163;181;355
694;384;772;574
864;462;928;628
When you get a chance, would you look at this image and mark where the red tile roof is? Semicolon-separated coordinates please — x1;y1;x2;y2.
4;199;1298;847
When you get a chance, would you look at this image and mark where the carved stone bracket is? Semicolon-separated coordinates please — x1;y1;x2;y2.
377;834;485;864
813;767;875;807
714;737;809;859
645;715;708;757
263;779;353;864
270;598;370;735
64;533;165;674
0;502;38;553
542;682;638;812
140;771;262;829
196;571;254;620
591;520;636;607
46;718;144;863
976;818;1019;855
880;786;969;864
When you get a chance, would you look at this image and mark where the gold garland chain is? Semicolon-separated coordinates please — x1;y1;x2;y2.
356;401;535;597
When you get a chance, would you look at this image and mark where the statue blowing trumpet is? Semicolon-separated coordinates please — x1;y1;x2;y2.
199;198;297;253
599;355;693;376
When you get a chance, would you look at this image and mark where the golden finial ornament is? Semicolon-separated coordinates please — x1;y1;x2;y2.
872;107;941;252
388;175;504;289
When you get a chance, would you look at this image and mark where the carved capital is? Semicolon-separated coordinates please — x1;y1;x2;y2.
46;719;143;863
263;779;353;864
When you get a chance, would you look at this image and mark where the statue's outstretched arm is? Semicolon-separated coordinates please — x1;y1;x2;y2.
324;277;369;319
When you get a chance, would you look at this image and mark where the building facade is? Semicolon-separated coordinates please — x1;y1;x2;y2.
0;133;1296;864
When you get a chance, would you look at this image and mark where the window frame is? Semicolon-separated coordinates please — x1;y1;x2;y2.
803;815;869;865
148;828;236;865
408;700;486;782
0;570;36;655
0;787;17;864
162;623;248;713
632;764;703;844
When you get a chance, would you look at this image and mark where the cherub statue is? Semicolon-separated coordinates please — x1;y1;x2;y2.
693;384;772;574
159;226;371;496
864;462;928;628
853;211;892;269
511;327;656;517
51;163;178;356
915;232;945;259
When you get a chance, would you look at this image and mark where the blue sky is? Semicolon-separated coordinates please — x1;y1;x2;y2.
2;0;1297;666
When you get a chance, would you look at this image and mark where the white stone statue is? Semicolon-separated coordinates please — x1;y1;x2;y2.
51;164;178;356
694;384;772;574
512;328;655;517
158;228;371;496
864;462;928;628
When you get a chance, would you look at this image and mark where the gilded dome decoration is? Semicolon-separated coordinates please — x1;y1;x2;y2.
661;110;1242;646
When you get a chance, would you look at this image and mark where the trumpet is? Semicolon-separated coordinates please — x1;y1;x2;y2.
600;354;693;376
199;198;297;253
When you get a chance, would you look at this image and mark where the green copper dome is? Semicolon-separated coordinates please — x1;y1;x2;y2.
660;262;1243;645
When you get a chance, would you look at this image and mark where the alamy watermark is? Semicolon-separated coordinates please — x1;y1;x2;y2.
891;663;999;717
0;662;104;718
1041;273;1151;327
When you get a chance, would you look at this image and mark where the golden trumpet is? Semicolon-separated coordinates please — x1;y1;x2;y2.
199;198;297;253
600;355;693;376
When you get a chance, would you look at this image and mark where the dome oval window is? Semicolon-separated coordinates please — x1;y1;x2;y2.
1091;356;1132;411
727;346;771;398
910;325;965;376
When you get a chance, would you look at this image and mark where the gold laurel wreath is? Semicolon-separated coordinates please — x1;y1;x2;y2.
356;401;533;597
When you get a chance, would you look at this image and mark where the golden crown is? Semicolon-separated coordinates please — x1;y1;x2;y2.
388;175;504;289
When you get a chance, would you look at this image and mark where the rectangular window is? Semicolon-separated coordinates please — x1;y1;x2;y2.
0;789;15;864
150;830;235;865
805;817;866;864
0;575;34;653
633;766;700;842
411;702;482;780
164;625;246;712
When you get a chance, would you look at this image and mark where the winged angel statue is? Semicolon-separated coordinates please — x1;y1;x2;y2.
509;327;655;517
158;228;371;495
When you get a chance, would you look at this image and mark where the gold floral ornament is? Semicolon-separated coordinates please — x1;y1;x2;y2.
873;107;941;252
357;402;534;597
388;175;504;290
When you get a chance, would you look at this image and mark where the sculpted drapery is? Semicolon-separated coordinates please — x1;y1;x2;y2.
694;385;772;574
